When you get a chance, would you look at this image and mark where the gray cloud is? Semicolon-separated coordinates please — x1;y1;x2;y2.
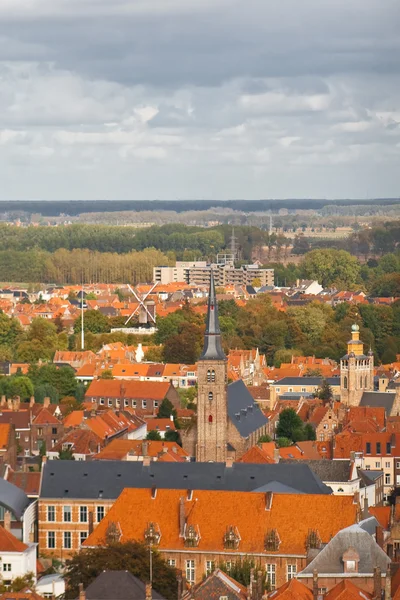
0;0;398;199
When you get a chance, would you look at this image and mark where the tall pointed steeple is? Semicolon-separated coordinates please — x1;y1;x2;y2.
199;269;226;361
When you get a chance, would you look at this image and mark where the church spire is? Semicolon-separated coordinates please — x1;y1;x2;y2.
199;268;226;361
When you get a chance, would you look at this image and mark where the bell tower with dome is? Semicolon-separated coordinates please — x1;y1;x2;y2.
340;324;374;406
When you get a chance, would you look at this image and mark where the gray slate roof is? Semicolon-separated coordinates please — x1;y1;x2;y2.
299;523;390;576
40;460;331;499
227;380;268;437
82;571;166;600
280;459;352;483
0;477;30;519
360;391;396;414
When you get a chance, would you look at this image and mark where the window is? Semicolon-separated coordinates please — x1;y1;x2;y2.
366;465;370;470
154;401;159;408
80;531;88;545
276;388;280;393
100;398;105;405
211;370;215;383
47;506;55;522
208;415;213;423
376;442;381;454
376;462;380;469
15;432;20;439
266;564;276;590
48;531;55;549
52;427;57;435
108;399;113;407
142;400;147;409
397;461;400;469
186;560;195;583
387;443;391;454
207;370;211;382
38;427;43;436
63;531;72;549
3;564;11;572
287;564;297;580
205;560;215;576
208;392;213;401
288;388;293;393
386;474;391;485
63;506;72;522
132;400;137;408
301;388;306;393
167;559;176;567
97;506;105;522
323;424;328;429
225;562;232;573
343;376;348;390
366;442;371;454
386;461;391;468
79;506;88;523
124;400;129;407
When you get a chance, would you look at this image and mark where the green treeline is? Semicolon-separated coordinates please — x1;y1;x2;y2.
0;248;169;284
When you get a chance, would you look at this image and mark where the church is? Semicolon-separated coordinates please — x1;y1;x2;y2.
184;270;269;462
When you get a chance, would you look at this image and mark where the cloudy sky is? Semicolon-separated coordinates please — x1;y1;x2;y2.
0;0;399;200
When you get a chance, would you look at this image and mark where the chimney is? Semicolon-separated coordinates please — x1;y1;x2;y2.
265;492;273;510
142;441;149;456
143;455;151;467
145;582;152;600
0;395;5;407
225;456;233;468
3;510;11;532
7;398;12;410
312;570;318;600
13;396;20;411
363;495;369;519
88;511;94;536
43;397;50;409
42;456;47;465
376;525;384;549
78;583;86;600
274;447;280;463
179;497;185;536
385;570;391;600
373;567;382;600
29;396;35;408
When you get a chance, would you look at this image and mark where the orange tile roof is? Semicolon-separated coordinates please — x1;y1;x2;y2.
324;580;372;599
85;379;172;400
63;410;85;428
94;438;187;460
7;471;41;496
0;592;46;600
146;418;176;432
0;423;11;450
346;406;386;430
84;489;357;555
51;429;102;455
268;578;313;599
111;364;150;378
32;407;60;425
238;445;275;464
0;525;28;552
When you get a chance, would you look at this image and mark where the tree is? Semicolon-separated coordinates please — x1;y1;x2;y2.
301;248;361;288
0;572;35;593
34;383;59;405
74;310;110;334
164;430;182;445
64;542;178;600
146;430;162;441
0;312;23;347
157;398;176;419
100;369;114;380
276;408;304;441
60;396;83;415
218;558;264;587
257;434;272;443
59;448;75;460
276;437;292;447
7;376;34;400
318;379;333;402
304;423;316;441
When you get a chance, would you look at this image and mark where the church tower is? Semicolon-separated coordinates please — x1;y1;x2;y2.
196;269;228;462
340;324;374;406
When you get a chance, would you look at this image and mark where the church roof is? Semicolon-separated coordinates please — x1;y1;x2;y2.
199;269;226;361
227;380;268;437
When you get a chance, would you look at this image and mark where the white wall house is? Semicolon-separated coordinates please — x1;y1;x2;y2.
0;526;37;584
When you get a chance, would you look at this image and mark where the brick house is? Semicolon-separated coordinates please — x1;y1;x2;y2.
0;412;31;457
83;488;357;589
38;460;332;559
84;380;180;413
31;407;64;456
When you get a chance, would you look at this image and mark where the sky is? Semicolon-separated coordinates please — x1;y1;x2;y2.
0;0;399;201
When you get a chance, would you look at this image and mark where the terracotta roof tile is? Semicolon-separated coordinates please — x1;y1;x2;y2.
63;411;85;428
32;408;60;425
324;580;372;599
85;379;172;400
268;578;313;599
7;471;41;496
94;439;187;460
84;489;358;555
0;423;11;449
0;525;28;552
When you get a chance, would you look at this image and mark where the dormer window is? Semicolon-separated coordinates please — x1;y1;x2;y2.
184;524;200;547
224;526;240;550
342;547;360;573
306;529;321;550
105;521;121;544
265;529;280;551
144;522;161;546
